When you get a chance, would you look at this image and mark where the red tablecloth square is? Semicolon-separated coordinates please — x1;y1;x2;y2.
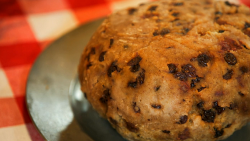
0;98;25;128
66;0;107;9
15;97;32;123
73;4;112;24
0;0;24;18
4;64;31;97
0;42;41;68
18;0;69;14
0;16;37;45
241;0;250;7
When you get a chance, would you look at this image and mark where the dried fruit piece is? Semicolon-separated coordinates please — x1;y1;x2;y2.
238;92;245;96
215;91;224;96
152;104;161;109
128;69;145;88
142;12;158;18
178;115;188;124
148;5;158;12
223;69;233;80
154;86;161;91
213;101;225;115
109;117;118;125
225;124;232;128
229;102;237;110
182;64;196;77
86;62;92;69
215;11;223;15
245;22;250;29
83;92;87;99
240;42;249;50
178;128;190;140
130;64;140;72
162;130;170;134
197;101;204;109
90;47;95;54
190;82;196;88
87;48;96;61
124;45;129;49
128;55;142;66
109;39;114;48
194;76;202;83
160;28;170;36
128;8;137;15
99;51;107;62
214;17;220;21
173;2;184;6
126;54;141;72
153;31;159;36
205;0;212;5
224;53;237;65
191;76;202;88
179;81;189;92
197;54;210;67
225;1;232;6
240;66;248;74
174;72;187;81
172;18;179;22
202;109;216;123
244;29;250;37
133;102;140;113
219;30;225;33
225;1;238;7
220;38;242;51
237;76;244;87
128;81;137;88
108;61;121;77
100;89;111;104
172;12;179;17
197;87;206;92
167;64;177;73
125;121;139;132
193;76;203;83
214;128;224;138
137;69;145;85
183;28;190;34
139;3;145;6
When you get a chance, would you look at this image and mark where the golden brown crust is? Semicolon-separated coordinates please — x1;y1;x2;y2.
78;0;250;140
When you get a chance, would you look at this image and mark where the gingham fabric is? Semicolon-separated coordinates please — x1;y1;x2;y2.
0;0;248;140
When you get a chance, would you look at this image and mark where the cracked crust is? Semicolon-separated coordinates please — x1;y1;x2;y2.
78;0;250;141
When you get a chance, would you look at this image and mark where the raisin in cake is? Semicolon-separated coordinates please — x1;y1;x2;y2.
78;0;250;140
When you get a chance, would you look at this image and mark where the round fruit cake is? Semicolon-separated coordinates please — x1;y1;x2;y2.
78;0;250;140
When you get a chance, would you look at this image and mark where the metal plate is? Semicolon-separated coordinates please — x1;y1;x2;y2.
26;19;250;141
26;19;103;141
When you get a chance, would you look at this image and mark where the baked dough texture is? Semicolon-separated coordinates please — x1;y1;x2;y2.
78;0;250;140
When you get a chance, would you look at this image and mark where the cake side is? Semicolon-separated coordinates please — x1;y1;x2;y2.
78;0;250;140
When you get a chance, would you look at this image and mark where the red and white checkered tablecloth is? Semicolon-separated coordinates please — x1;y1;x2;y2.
0;0;249;140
